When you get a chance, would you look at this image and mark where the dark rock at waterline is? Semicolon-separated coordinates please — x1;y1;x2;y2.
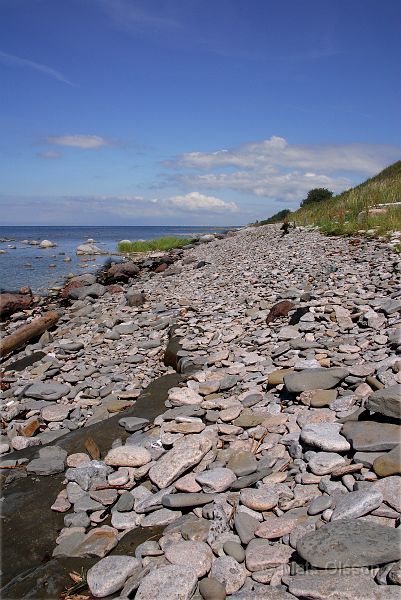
61;274;96;299
0;291;33;318
105;261;140;283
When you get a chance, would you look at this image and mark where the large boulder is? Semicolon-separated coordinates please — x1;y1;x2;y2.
106;261;140;282
76;243;104;255
39;239;57;248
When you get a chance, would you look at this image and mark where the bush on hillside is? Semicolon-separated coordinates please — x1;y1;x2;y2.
255;209;292;225
300;188;333;207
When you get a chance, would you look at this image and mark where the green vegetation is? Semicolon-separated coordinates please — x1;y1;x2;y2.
294;160;401;237
117;235;195;253
254;209;292;226
300;187;333;207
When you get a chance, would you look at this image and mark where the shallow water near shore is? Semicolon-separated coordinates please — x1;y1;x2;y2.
0;225;231;293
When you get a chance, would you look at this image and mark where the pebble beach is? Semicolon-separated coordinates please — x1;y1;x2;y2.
1;224;401;599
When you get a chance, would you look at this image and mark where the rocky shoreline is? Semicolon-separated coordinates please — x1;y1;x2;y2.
1;224;401;599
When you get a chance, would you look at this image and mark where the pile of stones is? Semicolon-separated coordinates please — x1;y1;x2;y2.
2;224;401;598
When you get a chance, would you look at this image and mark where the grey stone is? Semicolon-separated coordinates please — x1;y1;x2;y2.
284;368;349;392
223;541;245;563
141;508;182;527
27;446;67;475
288;574;400;600
165;540;213;577
149;434;212;488
342;421;401;451
366;384;401;419
308;495;332;515
245;538;293;571
135;565;198;600
162;493;214;509
115;491;134;512
231;467;272;490
87;555;140;598
297;519;401;567
196;468;237;493
210;555;247;594
234;511;259;544
227;451;258;476
199;577;227;600
25;382;69;400
118;416;149;432
331;489;383;520
300;423;350;452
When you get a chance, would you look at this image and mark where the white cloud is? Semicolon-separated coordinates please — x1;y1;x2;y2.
166;136;401;203
170;136;400;174
0;50;72;84
167;192;238;213
177;170;351;203
46;135;111;149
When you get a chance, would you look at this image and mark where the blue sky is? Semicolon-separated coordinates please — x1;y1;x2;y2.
1;0;400;225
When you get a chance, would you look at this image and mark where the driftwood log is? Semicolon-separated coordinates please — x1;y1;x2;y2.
0;311;60;358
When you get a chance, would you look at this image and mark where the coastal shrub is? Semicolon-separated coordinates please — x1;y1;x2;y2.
300;188;333;207
117;236;195;253
255;209;292;225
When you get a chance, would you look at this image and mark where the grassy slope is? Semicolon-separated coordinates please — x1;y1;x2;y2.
117;236;195;253
293;160;401;236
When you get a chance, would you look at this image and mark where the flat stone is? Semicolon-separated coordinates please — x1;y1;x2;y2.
165;540;213;577
25;382;69;400
104;445;151;467
331;489;383;520
245;538;293;571
268;368;294;386
135;565;198;600
73;494;103;513
255;516;297;539
341;421;401;451
227;451;258;476
115;491;134;512
162;493;214;508
111;510;139;530
141;508;182;527
149;434;212;488
288;574;400;600
41;404;70;422
284;368;349;392
105;399;133;413
168;387;203;406
308;452;347;475
53;526;118;558
233;413;265;428
210;555;247;594
240;487;279;511
297;519;401;567
196;468;237;493
199;577;227;600
373;446;401;476
300;423;350;452
181;517;210;542
231;466;272;490
307;389;337;408
87;555;140;598
366;384;401;419
373;476;401;512
27;445;67;475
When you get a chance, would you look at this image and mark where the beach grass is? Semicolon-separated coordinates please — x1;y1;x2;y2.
293;160;401;237
117;235;195;253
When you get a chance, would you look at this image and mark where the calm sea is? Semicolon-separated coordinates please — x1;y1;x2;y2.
0;225;232;294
